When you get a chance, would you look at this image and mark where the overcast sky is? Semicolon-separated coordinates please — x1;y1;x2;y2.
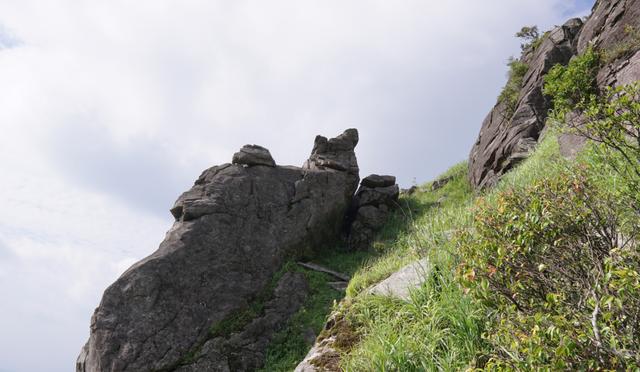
0;1;593;371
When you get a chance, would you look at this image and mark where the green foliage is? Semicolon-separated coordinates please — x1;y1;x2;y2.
341;163;487;371
497;58;529;118
579;83;640;189
544;46;601;115
458;168;640;369
259;269;342;371
260;248;377;371
516;25;540;51
602;25;640;64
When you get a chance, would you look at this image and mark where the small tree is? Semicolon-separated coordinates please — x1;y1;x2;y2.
516;25;540;51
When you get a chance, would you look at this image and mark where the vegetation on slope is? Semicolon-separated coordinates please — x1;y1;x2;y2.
262;26;640;372
497;58;529;119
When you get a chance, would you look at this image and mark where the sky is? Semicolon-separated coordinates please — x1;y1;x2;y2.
0;1;593;371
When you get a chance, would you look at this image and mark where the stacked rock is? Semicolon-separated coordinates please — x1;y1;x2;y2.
348;174;399;250
232;144;276;167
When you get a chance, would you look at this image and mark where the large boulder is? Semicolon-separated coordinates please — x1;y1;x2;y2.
468;18;583;189
469;0;640;190
77;129;360;372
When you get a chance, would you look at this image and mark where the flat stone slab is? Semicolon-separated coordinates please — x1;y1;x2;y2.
368;259;430;301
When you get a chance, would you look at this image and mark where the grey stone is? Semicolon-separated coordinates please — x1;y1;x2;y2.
355;205;388;230
368;259;430;301
431;175;454;191
294;312;344;372
361;174;396;188
77;130;360;372
468;18;583;190
577;0;640;56
354;185;400;208
347;176;400;250
232;144;276;167
175;272;309;372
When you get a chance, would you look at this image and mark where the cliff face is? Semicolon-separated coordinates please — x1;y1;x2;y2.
469;0;640;189
78;130;360;372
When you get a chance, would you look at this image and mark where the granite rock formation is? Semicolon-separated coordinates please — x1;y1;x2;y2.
77;129;360;372
470;0;640;189
468;18;583;189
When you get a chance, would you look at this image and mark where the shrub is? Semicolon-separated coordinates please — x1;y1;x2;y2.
497;58;529;118
578;83;640;184
544;46;600;115
458;169;640;369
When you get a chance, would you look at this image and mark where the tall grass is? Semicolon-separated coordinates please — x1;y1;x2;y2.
341;134;566;371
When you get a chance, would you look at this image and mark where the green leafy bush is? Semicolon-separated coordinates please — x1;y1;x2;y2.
579;83;640;186
543;46;600;114
458;170;640;369
497;58;529;118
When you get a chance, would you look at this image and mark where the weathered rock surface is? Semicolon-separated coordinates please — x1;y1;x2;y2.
468;18;583;189
470;0;640;189
294;336;341;372
77;130;360;372
577;0;640;56
174;272;308;372
232;144;276;167
303;128;359;179
294;311;354;372
348;175;400;250
368;259;430;301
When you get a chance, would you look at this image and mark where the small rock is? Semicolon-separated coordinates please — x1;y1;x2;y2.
232;144;276;167
431;175;453;191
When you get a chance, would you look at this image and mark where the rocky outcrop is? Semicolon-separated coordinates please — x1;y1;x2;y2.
577;0;640;56
468;19;583;189
469;0;640;189
584;0;640;88
77;130;360;372
348;174;399;250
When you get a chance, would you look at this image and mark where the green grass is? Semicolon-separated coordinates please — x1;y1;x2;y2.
497;58;529;118
341;162;486;371
259;249;379;371
260;131;585;371
338;134;569;371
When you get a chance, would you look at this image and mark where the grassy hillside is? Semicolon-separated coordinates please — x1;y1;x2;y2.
261;38;640;371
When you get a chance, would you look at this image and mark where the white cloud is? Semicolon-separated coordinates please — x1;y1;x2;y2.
0;1;593;371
